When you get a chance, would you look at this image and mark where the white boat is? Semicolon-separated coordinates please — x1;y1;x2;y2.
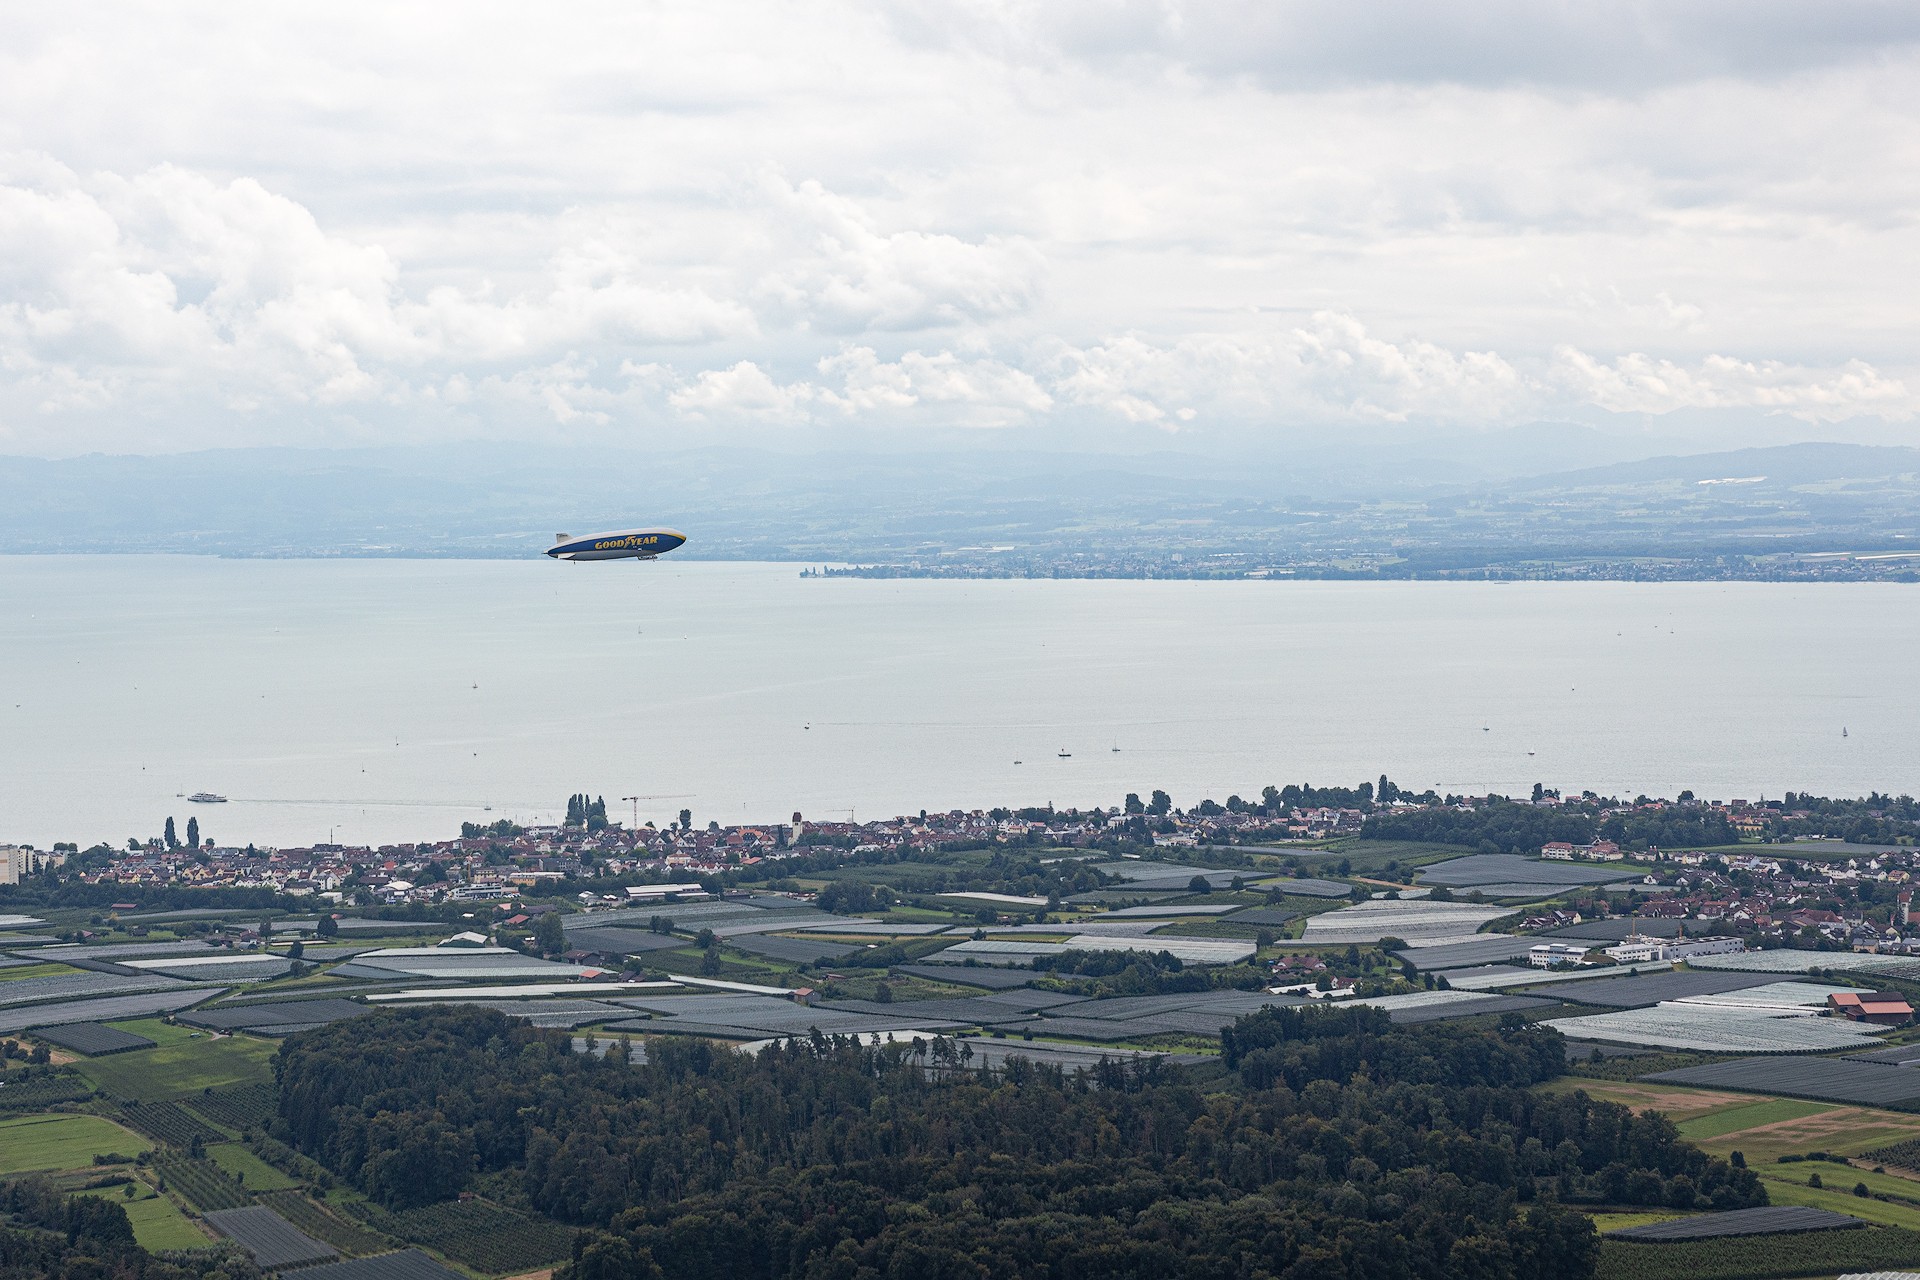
187;792;228;804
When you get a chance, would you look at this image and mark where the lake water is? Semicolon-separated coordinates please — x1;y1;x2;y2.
1;557;1916;849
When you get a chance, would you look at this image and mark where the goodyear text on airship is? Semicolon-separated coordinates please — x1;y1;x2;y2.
546;528;688;562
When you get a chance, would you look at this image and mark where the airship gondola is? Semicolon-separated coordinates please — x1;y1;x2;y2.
546;528;688;562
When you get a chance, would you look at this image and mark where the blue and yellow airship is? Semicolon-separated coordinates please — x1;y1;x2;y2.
546;528;688;562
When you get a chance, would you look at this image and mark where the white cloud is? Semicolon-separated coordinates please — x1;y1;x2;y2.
754;177;1043;332
669;361;813;422
1554;348;1914;422
0;3;1917;453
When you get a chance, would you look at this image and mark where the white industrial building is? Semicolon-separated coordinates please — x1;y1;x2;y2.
1528;941;1591;968
1605;933;1746;964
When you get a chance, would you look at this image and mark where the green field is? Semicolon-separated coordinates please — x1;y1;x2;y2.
1678;1098;1836;1141
105;1017;214;1046
1751;1162;1920;1230
205;1141;301;1190
0;962;74;982
76;1028;276;1101
0;1113;145;1173
80;1184;209;1252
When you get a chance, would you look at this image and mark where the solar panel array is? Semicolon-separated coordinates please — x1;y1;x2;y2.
347;949;591;979
1383;994;1561;1023
31;1022;155;1055
1543;1003;1884;1054
1645;1058;1920;1107
794;921;951;935
564;902;858;937
1542;970;1786;1008
182;999;370;1032
1300;900;1510;944
1607;1206;1865;1241
1254;878;1353;898
726;934;868;964
889;963;1036;989
1058;935;1256;964
134;957;296;982
1691;951;1920;980
1224;908;1299;927
0;987;225;1033
31;939;236;961
1091;862;1242;887
1847;1043;1920;1066
1100;904;1241;918
1393;936;1537;970
1418;854;1637;888
564;926;690;956
1434;965;1543;991
1063;889;1187;905
203;1205;339;1268
601;993;971;1040
0;971;182;1009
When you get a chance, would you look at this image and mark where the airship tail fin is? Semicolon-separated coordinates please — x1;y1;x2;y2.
553;533;570;545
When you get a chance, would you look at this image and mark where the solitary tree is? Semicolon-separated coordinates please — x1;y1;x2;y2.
534;912;566;955
679;808;693;831
317;915;338;938
186;816;199;848
163;816;178;849
1148;790;1172;817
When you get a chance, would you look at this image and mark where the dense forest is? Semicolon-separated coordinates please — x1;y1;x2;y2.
1360;797;1742;853
272;1006;1759;1280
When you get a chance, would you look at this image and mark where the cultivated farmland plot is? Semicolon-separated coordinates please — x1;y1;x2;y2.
1543;971;1790;1009
1544;1003;1885;1054
286;1248;468;1280
888;963;1035;988
1300;899;1510;944
204;1204;339;1268
183;998;370;1033
0;971;182;1009
0;987;228;1034
1249;877;1353;897
726;933;866;963
1690;951;1920;980
1645;1057;1920;1107
1607;1205;1864;1241
1415;853;1637;889
1391;936;1537;969
32;1022;154;1055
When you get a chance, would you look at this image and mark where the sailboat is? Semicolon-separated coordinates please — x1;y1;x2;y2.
1111;738;1121;753
1057;747;1072;758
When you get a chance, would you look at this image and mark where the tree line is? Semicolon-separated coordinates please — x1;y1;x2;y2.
270;1005;1759;1280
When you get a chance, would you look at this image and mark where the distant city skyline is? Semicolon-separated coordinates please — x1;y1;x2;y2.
3;2;1920;456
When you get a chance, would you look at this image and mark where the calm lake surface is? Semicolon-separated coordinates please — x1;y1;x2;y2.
2;557;1916;849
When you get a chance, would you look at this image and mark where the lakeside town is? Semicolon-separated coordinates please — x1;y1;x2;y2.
9;783;1920;955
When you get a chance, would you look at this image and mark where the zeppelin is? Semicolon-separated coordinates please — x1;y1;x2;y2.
546;528;689;562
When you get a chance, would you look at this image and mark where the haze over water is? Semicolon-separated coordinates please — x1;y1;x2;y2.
2;556;1915;850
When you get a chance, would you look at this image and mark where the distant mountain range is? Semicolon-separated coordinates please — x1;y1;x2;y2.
1;437;1916;575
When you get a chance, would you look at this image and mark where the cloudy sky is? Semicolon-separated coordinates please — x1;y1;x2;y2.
3;0;1918;456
